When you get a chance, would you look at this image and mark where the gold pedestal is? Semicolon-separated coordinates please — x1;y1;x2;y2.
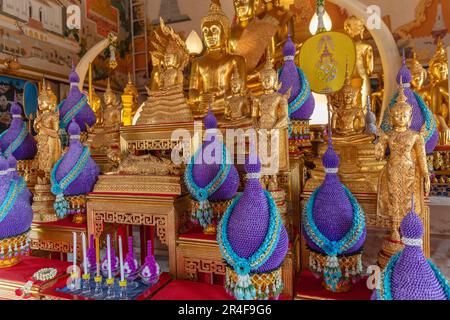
32;182;57;222
16;159;37;188
377;235;404;269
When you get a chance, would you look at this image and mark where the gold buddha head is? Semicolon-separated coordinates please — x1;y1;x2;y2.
407;50;427;89
429;38;448;82
164;42;179;69
344;16;366;40
341;59;357;107
201;0;231;51
260;49;278;91
390;79;412;128
104;78;117;107
231;63;243;94
233;0;256;22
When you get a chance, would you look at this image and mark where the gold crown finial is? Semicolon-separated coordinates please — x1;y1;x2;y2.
231;62;240;81
342;56;356;96
260;48;277;80
392;76;412;112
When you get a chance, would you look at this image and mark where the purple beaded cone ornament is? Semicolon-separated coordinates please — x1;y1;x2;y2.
278;34;315;121
218;154;288;300
186;109;239;229
7;155;32;202
302;136;366;292
0;102;37;160
382;53;438;154
54;120;99;196
59;64;96;131
140;240;160;285
123;236;139;278
86;234;97;274
0;154;33;265
374;205;449;300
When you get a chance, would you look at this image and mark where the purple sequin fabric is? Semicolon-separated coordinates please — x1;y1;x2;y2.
60;66;96;131
0;155;33;239
278;34;315;120
303;142;366;254
191;110;239;201
55;121;99;196
394;56;438;154
0;102;37;160
227;157;288;273
390;211;447;300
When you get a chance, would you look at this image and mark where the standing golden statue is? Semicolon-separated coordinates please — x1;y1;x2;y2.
418;38;449;145
32;78;62;221
344;16;374;110
252;51;290;172
137;18;192;125
34;79;62;179
189;0;247;118
376;81;430;244
330;63;366;136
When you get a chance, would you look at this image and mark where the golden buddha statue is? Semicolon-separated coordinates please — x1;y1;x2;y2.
121;73;139;126
376;82;430;240
189;0;247;118
252;51;290;172
223;64;251;124
419;38;449;145
137;18;192;125
90;89;102;125
330;64;366;136
370;73;384;122
344;16;374;110
230;0;279;75
257;0;294;63
34;79;62;180
407;50;427;91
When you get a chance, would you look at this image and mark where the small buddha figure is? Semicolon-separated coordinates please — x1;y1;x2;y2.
330;64;366;136
34;79;62;180
189;0;247;117
121;73;139;126
102;78;121;134
90;89;103;126
252;51;290;172
371;73;384;123
419;38;449;145
223;64;251;123
376;82;430;241
136;18;192;125
344;16;374;110
59;63;96;132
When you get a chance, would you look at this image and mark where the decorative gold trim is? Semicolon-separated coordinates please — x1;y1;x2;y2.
395;0;434;39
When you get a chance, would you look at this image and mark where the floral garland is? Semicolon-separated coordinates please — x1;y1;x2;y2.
2;123;27;158
60;95;88;130
0;177;26;224
375;252;450;300
381;92;436;143
302;185;366;291
184;142;231;229
217;190;282;300
50;146;90;218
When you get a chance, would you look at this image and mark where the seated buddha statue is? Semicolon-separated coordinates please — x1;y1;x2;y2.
418;38;449;145
189;0;247;118
222;64;252;126
329;64;366;140
136;19;192;125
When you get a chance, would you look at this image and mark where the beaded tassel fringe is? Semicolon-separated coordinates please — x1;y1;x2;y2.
192;200;213;229
54;193;70;219
225;269;283;300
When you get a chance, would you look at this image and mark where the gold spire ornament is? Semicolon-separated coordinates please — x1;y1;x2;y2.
121;73;139;126
376;78;430;267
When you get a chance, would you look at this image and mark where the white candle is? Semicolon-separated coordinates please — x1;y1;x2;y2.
106;234;112;279
81;233;87;275
72;232;77;275
118;236;124;282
